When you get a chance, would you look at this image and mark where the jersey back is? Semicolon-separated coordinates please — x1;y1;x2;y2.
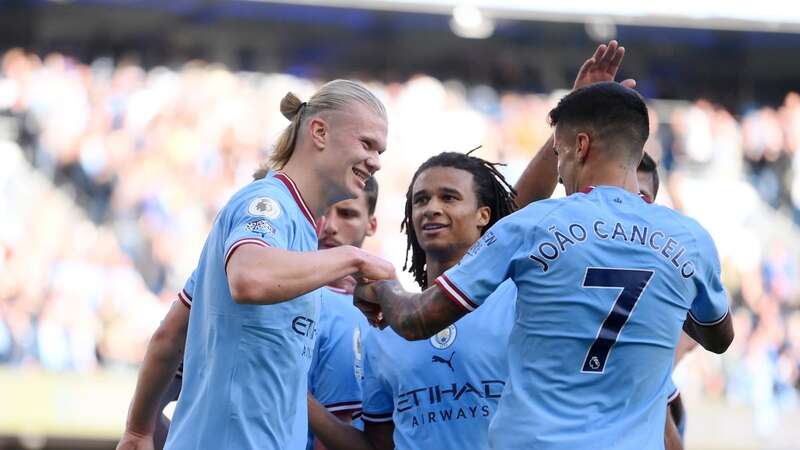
438;186;728;450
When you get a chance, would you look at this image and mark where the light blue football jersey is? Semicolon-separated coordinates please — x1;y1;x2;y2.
165;171;321;450
174;268;311;450
361;280;516;450
437;186;729;450
305;286;369;450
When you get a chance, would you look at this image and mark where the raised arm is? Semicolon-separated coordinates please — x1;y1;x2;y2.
354;280;466;341
117;302;190;450
513;135;558;207
227;244;395;305
514;40;636;207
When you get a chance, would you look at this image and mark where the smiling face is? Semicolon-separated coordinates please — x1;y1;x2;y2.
410;166;490;260
318;103;387;202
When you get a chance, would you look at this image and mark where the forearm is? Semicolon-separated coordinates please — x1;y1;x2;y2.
374;281;466;341
229;245;363;305
125;335;184;435
313;411;353;450
513;135;558;207
308;394;376;450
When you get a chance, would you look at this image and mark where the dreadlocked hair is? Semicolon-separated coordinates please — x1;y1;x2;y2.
401;149;518;289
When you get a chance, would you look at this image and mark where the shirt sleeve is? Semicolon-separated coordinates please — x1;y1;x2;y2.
360;330;394;423
688;225;730;325
435;216;525;312
223;186;295;269
310;311;363;413
177;269;197;309
667;378;679;402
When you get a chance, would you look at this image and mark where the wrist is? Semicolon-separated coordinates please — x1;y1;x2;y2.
339;245;364;273
123;426;154;439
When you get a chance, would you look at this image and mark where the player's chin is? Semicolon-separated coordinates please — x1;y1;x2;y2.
417;237;452;254
334;176;360;201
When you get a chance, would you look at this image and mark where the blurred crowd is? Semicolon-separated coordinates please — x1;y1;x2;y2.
0;49;798;431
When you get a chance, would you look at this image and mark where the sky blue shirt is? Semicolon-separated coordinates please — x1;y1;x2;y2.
361;280;516;450
304;287;369;449
165;171;321;450
437;186;729;450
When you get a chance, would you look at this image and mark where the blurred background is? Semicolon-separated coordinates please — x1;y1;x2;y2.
0;1;799;449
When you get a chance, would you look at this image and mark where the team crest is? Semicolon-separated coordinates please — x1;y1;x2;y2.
430;324;457;350
248;197;281;219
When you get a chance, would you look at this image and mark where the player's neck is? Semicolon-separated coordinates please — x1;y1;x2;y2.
577;165;639;195
279;160;326;217
425;253;463;286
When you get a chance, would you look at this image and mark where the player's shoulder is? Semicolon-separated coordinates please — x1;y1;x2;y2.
223;175;299;222
495;197;567;234
516;196;567;218
521;192;603;219
650;204;714;246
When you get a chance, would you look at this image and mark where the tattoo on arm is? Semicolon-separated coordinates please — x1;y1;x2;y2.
374;281;467;340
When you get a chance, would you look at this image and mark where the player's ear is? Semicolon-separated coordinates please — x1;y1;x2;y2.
308;117;327;151
576;132;591;163
366;215;377;237
476;205;491;229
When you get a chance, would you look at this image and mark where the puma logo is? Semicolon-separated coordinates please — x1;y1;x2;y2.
431;352;455;372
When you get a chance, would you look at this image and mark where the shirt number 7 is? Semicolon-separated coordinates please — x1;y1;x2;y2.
581;267;654;374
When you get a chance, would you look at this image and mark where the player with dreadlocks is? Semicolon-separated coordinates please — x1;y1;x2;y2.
307;150;518;450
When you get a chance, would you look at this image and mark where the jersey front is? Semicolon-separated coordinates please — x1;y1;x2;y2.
165;171;321;450
305;286;369;450
361;280;516;450
437;186;729;450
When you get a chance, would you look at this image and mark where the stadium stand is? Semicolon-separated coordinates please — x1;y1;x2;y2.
0;47;798;448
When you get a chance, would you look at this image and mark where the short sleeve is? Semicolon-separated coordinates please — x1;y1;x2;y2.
688;226;730;325
178;269;197;309
310;314;363;413
360;331;394;423
435;217;524;312
223;186;295;269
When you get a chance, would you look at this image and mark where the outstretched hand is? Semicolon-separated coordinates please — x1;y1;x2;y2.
573;40;636;91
